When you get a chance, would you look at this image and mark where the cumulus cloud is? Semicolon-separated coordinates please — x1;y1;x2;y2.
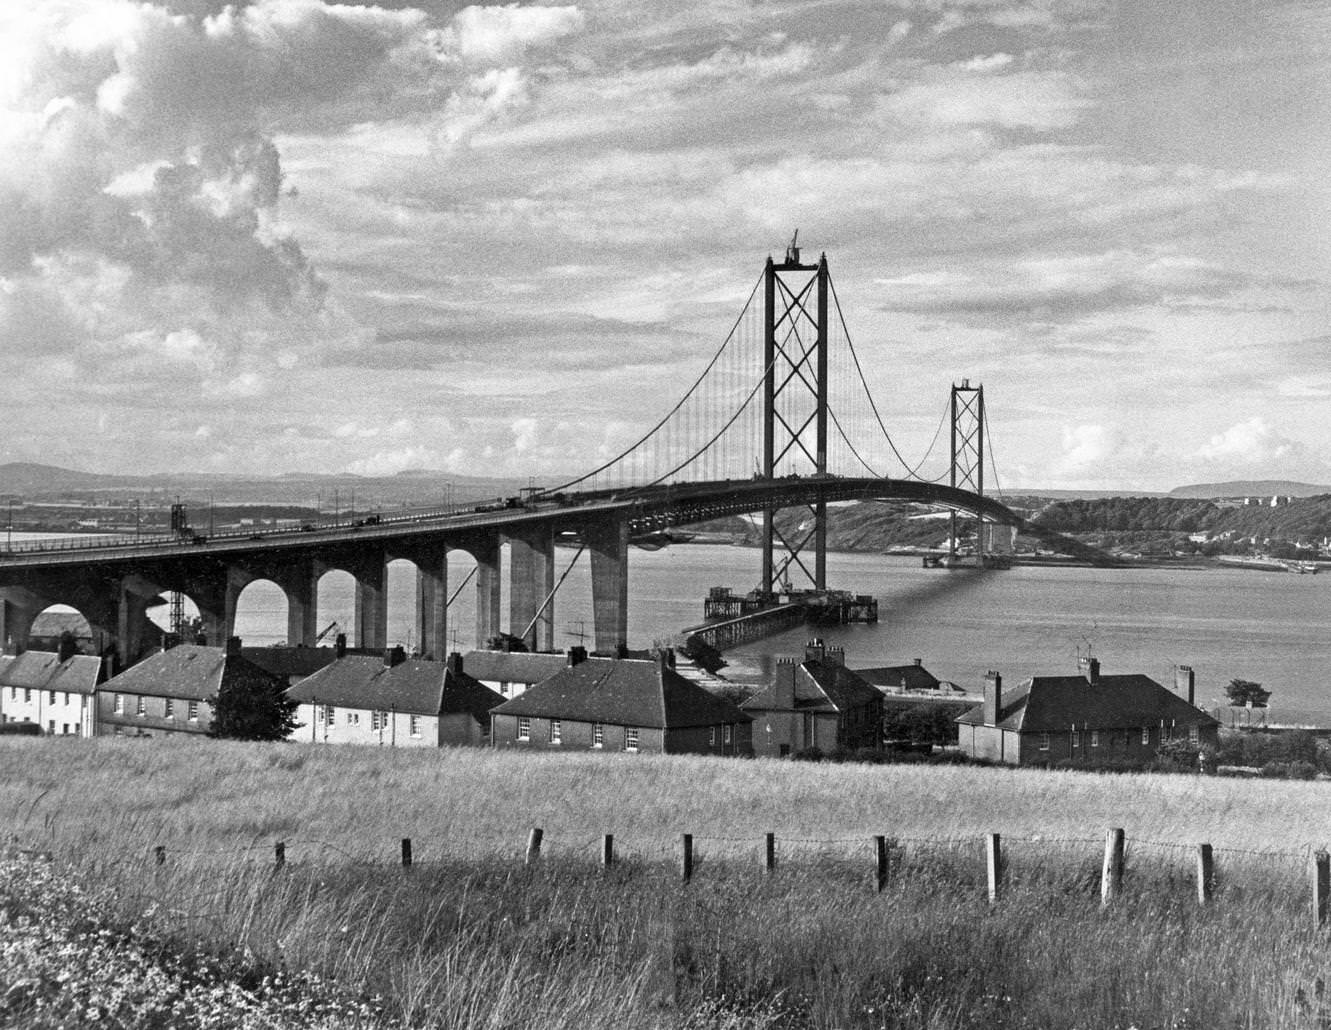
1193;418;1301;465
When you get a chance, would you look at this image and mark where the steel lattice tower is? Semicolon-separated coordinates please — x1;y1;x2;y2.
760;236;829;596
949;380;985;561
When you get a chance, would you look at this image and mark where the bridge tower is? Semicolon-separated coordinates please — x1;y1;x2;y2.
949;380;985;561
761;234;829;596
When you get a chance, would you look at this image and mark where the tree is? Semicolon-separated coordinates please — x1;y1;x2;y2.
1225;679;1271;709
208;666;299;742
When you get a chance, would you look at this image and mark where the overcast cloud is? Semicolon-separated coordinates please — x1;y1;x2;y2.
1;0;1328;490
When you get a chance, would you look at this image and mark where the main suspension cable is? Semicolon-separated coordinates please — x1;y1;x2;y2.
829;276;922;477
536;270;764;496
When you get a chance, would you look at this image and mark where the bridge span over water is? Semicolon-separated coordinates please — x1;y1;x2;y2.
0;245;1114;667
0;475;1110;667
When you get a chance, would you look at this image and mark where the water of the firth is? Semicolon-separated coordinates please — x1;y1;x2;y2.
227;544;1331;727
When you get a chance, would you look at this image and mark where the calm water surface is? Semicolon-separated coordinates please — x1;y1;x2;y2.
229;544;1331;725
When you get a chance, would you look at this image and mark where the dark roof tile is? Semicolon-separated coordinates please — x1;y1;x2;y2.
492;658;750;728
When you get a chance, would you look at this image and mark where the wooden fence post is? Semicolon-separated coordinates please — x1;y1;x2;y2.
602;834;614;869
680;834;693;882
154;845;165;866
764;832;776;874
1314;850;1330;929
401;838;413;868
1195;843;1213;905
986;833;1002;904
525;828;543;866
1101;828;1125;906
274;842;286;869
874;835;888;892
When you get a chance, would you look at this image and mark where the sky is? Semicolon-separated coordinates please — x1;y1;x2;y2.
0;0;1328;491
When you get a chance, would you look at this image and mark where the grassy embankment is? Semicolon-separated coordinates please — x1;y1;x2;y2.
3;737;1331;1028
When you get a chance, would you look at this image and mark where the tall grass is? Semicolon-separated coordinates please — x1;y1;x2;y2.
2;737;1329;1028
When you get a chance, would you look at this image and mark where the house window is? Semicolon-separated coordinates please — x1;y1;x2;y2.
723;724;733;745
1141;726;1150;745
1038;732;1050;751
135;696;145;717
48;720;54;734
709;726;717;746
62;724;69;735
1161;725;1172;743
24;688;32;704
371;711;382;731
1090;731;1100;748
48;691;56;705
325;705;335;726
549;720;561;744
624;726;639;752
188;700;199;721
1072;730;1080;749
591;723;604;748
164;699;174;718
409;715;421;738
113;693;123;714
347;712;360;726
517;717;531;740
1188;726;1200;744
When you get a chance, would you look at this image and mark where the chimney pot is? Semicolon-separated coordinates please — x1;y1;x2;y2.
913;657;922;667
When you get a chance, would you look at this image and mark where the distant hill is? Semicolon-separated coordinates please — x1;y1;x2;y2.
1169;481;1331;499
0;462;549;506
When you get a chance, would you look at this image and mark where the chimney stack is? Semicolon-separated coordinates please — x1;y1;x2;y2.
383;645;406;667
225;635;242;656
1174;664;1195;706
824;645;845;667
1079;656;1100;685
913;657;922;667
984;671;1002;726
57;632;77;663
446;652;463;675
567;645;588;667
803;638;826;663
334;633;347;658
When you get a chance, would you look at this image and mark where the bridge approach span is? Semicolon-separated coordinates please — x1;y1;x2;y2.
0;476;1111;667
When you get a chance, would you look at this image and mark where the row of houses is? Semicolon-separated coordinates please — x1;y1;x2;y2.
0;635;1220;766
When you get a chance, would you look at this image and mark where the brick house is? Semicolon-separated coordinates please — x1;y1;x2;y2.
461;649;573;699
490;651;752;756
956;659;1221;767
741;640;884;757
97;639;285;737
287;648;502;748
0;639;103;736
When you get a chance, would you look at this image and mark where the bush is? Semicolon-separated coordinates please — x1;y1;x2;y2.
1287;761;1318;781
1259;761;1287;779
791;746;823;762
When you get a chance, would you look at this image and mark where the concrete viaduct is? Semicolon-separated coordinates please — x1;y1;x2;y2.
0;476;1112;668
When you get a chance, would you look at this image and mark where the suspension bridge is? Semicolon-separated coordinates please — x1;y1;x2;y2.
0;242;1113;669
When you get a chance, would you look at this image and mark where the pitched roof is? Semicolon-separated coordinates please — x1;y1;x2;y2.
240;646;341;680
742;659;882;714
491;657;751;729
288;656;504;720
956;674;1221;731
101;645;273;701
0;651;103;694
855;663;941;691
461;650;571;684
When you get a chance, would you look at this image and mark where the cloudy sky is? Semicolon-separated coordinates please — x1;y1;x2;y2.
1;0;1328;490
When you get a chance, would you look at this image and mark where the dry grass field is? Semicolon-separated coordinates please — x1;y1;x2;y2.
2;737;1330;1028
